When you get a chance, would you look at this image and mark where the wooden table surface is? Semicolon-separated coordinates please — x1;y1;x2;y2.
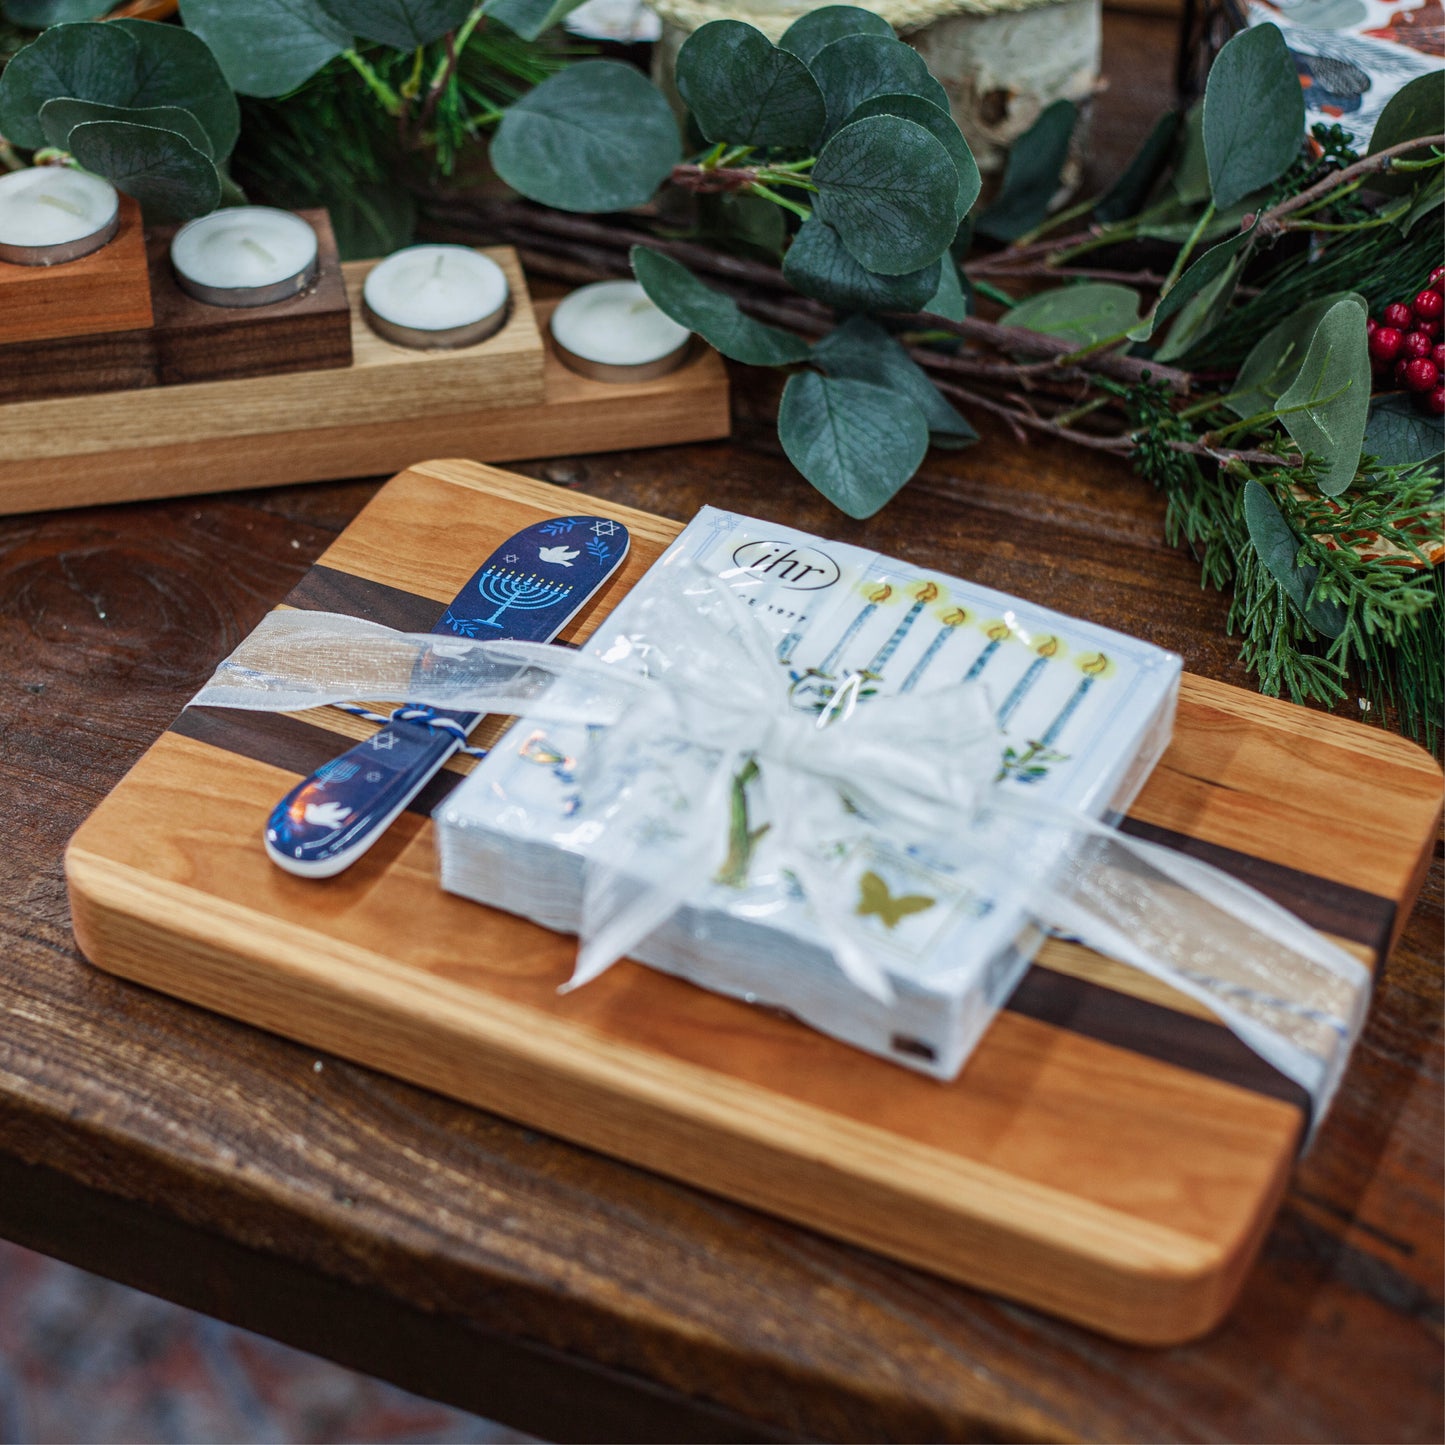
1;15;1440;1443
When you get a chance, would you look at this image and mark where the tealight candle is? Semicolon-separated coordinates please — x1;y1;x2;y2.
170;206;320;308
548;280;691;383
362;245;510;350
0;167;119;266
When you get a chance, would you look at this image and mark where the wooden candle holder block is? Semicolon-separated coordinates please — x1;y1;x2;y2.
0;248;730;516
0;324;156;405
0;195;153;347
147;208;353;386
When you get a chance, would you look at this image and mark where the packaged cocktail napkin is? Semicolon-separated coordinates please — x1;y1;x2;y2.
435;507;1187;1078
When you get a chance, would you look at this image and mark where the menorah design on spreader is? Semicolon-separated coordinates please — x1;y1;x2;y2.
445;566;573;635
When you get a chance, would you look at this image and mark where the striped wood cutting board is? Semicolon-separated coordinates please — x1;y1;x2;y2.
65;460;1445;1345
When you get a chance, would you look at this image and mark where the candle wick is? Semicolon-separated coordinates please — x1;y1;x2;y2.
38;193;86;218
240;237;278;265
432;254;446;279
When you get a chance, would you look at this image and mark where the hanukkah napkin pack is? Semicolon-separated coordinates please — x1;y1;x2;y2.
432;507;1183;1077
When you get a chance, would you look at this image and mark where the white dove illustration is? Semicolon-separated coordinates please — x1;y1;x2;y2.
537;544;580;566
303;801;352;828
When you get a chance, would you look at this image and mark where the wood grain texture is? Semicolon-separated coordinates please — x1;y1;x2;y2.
0;270;728;515
0;17;1440;1440
146;209;353;385
0;324;156;403
0;195;153;345
65;459;1441;1347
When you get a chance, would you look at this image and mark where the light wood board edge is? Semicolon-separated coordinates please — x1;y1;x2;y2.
66;841;1286;1346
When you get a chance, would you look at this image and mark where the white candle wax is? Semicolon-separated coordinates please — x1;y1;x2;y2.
548;281;690;382
0;167;120;266
362;245;510;350
170;207;320;308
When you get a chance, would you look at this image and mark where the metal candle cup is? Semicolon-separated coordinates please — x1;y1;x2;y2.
0;167;120;266
549;281;691;383
361;245;510;350
170;207;320;308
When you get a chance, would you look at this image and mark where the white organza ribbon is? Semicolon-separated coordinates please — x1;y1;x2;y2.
191;571;1371;1136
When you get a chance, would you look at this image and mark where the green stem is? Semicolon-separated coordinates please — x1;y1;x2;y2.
1012;193;1098;248
717;144;755;167
756;169;818;193
749;182;812;220
762;156;817;173
971;277;1016;307
344;50;403;115
401;44;426;100
1160;199;1216;295
698;140;727;168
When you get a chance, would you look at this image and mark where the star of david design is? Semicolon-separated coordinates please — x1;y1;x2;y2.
366;770;381;782
591;520;618;537
504;553;518;563
369;732;398;751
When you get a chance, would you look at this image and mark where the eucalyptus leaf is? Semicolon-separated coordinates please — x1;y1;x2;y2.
1276;298;1371;496
492;61;679;212
631;245;810;366
782;216;940;311
178;0;352;98
813;313;975;442
1404;172;1443;234
40;97;215;158
676;21;825;150
112;18;239;158
1003;282;1141;347
812;114;957;273
1363;394;1445;469
1366;73;1445;195
316;0;471;47
807;32;948;139
1243;479;1346;637
973;99;1076;242
846;92;979;220
1171;103;1209;205
1202;23;1303;208
3;0;105;26
922;255;967;320
1226;291;1367;418
1153;258;1236;362
777;4;892;67
482;0;589;41
778;370;929;518
1095;109;1178;223
1135;217;1256;340
0;21;139;149
1136;191;1254;243
67;118;220;222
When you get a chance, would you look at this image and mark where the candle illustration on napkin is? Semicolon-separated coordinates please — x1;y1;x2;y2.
997;635;1061;727
820;581;893;674
868;581;940;676
1041;651;1110;747
901;606;969;693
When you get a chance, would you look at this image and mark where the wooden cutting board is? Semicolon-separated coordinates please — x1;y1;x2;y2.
65;459;1444;1346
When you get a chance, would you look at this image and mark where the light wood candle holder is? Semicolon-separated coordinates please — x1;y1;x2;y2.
0;245;730;516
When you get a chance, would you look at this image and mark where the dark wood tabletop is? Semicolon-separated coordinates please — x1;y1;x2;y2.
1;14;1440;1443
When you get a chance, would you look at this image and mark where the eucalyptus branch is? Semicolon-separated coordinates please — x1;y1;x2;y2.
670;163;763;194
1252;133;1445;235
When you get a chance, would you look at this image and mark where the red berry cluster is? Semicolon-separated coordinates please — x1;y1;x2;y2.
1367;266;1445;416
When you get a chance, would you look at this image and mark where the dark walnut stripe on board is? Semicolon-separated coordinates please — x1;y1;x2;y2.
166;702;1308;1118
1119;817;1396;956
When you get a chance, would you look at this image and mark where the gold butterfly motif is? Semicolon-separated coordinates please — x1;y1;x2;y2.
855;870;936;930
